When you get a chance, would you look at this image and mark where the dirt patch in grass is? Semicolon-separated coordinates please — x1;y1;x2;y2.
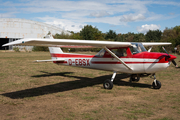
0;51;180;120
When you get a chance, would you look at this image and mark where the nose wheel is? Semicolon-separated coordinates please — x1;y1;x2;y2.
151;74;161;89
152;80;161;89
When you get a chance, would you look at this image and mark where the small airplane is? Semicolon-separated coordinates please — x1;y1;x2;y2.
2;35;176;90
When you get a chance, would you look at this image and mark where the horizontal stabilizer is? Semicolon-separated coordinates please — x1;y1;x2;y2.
33;59;65;63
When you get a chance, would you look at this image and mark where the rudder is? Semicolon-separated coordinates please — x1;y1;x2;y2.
45;35;64;59
49;47;63;60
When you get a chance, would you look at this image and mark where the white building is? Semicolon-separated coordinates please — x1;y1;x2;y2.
0;18;70;50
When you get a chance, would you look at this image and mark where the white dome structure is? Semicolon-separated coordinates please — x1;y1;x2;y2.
0;18;70;50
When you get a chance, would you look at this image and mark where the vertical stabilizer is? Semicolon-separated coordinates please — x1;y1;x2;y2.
48;47;63;54
48;47;63;59
45;34;64;59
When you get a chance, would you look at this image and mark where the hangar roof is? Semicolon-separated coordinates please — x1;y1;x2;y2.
0;18;70;38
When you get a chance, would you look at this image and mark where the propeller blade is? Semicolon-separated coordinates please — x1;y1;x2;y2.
162;47;177;61
162;47;170;57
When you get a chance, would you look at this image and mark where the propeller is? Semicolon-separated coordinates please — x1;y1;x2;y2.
162;47;170;57
162;46;177;62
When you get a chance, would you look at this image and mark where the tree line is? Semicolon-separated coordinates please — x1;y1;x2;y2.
34;25;180;53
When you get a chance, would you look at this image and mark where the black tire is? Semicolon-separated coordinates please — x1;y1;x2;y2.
103;79;113;89
130;75;140;82
152;80;161;89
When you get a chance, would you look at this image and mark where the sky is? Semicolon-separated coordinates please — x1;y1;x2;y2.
0;0;180;34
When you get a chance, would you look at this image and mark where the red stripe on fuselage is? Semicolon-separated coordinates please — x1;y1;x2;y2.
132;52;168;59
53;61;169;65
51;53;169;64
91;61;169;64
51;53;95;58
51;52;168;59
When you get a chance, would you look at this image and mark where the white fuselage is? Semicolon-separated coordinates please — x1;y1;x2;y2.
52;53;170;74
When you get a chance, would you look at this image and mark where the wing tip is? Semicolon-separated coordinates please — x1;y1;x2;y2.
142;42;172;46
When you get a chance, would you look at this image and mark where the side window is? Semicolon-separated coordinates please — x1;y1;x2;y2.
111;48;127;57
130;46;140;55
95;49;106;57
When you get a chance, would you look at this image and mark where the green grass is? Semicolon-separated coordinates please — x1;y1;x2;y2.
7;113;13;116
124;114;138;120
82;96;97;100
155;117;174;120
0;51;180;120
128;109;154;117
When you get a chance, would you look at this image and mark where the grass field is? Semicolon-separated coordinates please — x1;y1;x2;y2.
0;51;180;120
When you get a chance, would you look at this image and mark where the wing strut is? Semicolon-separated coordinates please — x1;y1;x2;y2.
148;46;153;52
104;46;133;71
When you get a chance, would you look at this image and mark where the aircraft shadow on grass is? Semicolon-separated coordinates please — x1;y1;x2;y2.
1;71;152;99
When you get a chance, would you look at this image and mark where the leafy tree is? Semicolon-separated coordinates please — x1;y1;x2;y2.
115;33;124;42
173;26;180;34
72;32;82;39
145;30;162;42
80;25;103;40
105;30;117;40
173;26;180;47
115;32;145;42
161;26;180;52
134;33;145;42
54;31;73;39
32;46;49;51
115;32;134;42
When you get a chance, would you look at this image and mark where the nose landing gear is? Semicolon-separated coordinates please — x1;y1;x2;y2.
151;74;161;89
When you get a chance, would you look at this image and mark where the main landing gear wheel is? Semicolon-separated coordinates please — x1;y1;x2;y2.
152;80;161;89
103;79;113;89
130;74;140;82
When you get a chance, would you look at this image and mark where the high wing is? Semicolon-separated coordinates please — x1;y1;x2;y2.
3;38;171;48
142;42;171;46
2;38;131;48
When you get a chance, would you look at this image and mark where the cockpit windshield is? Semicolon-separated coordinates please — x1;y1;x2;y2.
130;43;147;55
